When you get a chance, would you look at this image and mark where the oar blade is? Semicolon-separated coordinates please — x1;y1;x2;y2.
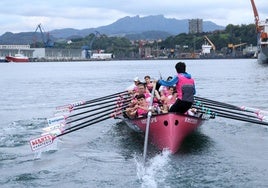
29;91;131;152
53;107;72;116
42;123;66;132
29;134;55;151
47;115;66;126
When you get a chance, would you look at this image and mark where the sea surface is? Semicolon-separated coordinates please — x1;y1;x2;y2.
0;59;268;188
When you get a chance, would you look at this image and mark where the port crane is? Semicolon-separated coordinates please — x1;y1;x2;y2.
34;23;54;48
250;0;260;32
82;31;101;58
201;35;216;55
227;43;247;56
204;35;216;52
228;43;247;50
250;0;268;42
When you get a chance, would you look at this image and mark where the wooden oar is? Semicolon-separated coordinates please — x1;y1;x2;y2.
30;107;125;151
44;102;130;133
73;95;131;111
56;90;129;110
48;96;131;125
53;94;130;117
30;115;112;151
195;97;240;110
143;82;156;164
193;102;264;120
195;106;268;126
66;103;130;125
195;96;268;115
30;90;131;151
61;106;125;135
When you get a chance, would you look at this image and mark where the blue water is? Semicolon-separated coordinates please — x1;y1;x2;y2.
0;59;268;188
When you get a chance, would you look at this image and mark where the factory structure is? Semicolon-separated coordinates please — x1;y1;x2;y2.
0;25;113;62
0;44;113;62
0;22;257;61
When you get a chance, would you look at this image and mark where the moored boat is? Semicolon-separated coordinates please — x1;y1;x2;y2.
250;0;268;63
258;32;268;63
5;53;29;63
117;112;208;154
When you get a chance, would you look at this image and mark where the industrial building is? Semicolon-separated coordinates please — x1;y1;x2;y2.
0;45;34;59
189;19;203;34
0;44;90;61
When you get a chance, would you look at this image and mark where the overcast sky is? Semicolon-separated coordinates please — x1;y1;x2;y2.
0;0;267;35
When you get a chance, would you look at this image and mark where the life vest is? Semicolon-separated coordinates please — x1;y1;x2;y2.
166;94;176;106
144;92;151;103
137;107;148;117
176;74;195;102
133;86;139;93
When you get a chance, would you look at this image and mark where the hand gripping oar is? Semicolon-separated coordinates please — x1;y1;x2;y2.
143;82;156;164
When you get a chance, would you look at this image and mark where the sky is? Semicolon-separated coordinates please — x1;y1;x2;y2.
0;0;267;35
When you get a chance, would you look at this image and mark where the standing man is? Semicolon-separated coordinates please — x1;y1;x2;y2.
157;62;195;113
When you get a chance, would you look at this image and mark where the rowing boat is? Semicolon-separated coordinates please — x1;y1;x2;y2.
116;112;208;154
29;90;268;156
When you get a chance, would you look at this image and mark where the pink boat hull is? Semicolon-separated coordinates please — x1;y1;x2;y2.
123;113;205;154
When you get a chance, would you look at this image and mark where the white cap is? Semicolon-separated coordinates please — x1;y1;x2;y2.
133;77;139;82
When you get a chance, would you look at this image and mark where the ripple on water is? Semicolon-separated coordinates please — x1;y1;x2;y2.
0;118;47;148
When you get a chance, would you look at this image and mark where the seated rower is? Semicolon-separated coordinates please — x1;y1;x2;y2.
126;77;140;94
125;94;151;118
134;83;151;99
160;86;177;113
144;75;154;92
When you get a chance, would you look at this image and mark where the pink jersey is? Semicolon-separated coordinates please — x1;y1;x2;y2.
137;107;148;117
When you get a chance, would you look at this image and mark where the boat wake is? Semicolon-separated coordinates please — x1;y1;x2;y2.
135;149;171;188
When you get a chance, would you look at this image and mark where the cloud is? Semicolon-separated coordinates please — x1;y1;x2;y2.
0;0;267;35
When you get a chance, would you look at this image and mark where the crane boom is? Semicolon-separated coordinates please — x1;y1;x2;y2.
34;23;54;48
35;24;45;45
250;0;260;31
233;43;247;49
204;35;216;51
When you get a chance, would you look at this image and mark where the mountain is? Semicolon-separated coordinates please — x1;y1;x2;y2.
50;15;225;39
0;15;225;44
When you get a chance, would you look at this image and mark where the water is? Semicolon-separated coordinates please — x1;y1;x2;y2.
0;59;268;188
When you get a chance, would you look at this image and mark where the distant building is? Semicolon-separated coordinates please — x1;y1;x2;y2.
188;19;203;34
0;44;34;58
0;44;30;49
0;44;83;61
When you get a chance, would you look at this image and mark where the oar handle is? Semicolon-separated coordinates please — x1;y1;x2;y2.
143;82;157;164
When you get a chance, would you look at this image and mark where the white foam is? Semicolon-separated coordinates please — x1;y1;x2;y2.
135;149;171;188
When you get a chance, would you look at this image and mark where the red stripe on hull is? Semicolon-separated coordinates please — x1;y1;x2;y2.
5;56;29;63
